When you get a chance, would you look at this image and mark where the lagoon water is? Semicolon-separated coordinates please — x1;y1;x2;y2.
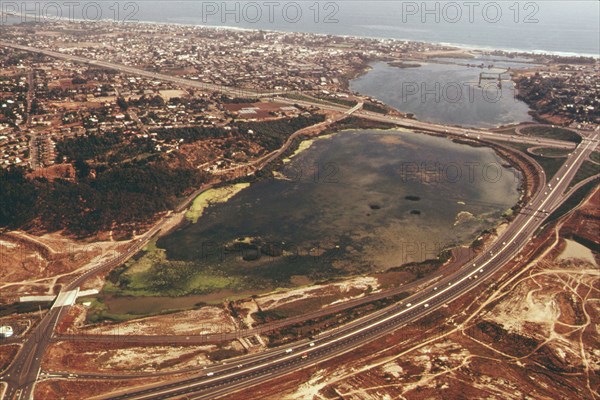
350;60;535;128
154;129;521;291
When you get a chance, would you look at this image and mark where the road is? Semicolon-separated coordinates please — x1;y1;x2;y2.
0;41;280;99
273;97;581;150
51;135;545;348
89;133;597;400
0;107;356;400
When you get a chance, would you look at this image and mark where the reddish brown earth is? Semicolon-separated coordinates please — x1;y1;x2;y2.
34;376;172;400
42;341;219;374
0;345;19;372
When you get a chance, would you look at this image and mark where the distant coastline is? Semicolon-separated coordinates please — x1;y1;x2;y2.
2;11;599;59
168;21;600;58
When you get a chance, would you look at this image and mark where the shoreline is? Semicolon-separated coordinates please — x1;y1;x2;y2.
0;13;567;313
138;20;600;59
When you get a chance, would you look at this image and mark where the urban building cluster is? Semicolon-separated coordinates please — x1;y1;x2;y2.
516;63;600;129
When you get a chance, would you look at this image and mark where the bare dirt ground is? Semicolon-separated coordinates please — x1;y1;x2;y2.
0;121;575;400
34;376;176;400
42;341;217;374
26;164;75;182
235;276;381;327
0;345;19;372
0;231;130;300
79;306;237;336
34;205;598;400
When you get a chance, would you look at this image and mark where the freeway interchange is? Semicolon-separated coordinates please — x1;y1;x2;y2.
0;41;598;400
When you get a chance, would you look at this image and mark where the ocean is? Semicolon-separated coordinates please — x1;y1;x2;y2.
3;1;599;57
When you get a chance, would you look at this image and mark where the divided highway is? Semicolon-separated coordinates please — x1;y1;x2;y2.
0;41;280;98
0;181;216;400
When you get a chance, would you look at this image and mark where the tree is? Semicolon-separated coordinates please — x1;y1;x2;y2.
116;96;129;111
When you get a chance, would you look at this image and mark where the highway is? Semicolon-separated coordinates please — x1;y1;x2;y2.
272;97;580;150
0;41;280;99
50;138;546;348
0;40;582;150
0;40;595;400
89;133;596;400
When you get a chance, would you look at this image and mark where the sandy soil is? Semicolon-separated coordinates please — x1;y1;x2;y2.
81;306;237;336
232;276;382;329
34;376;174;400
0;231;129;299
43;341;216;374
0;345;19;372
558;239;597;267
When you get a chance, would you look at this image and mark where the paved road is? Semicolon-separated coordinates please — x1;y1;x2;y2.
0;41;280;99
52;137;544;349
355;110;579;148
273;97;580;149
90;134;597;400
0;112;354;400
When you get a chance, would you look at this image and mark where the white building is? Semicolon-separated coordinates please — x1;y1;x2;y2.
0;326;13;338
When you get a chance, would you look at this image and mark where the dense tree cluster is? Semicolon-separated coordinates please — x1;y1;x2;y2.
55;132;123;161
56;132;157;164
239;114;326;151
0;162;205;237
2;113;325;236
0;167;37;229
515;73;599;124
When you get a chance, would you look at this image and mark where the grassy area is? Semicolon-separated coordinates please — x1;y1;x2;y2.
313;95;357;108
569;161;599;188
281;92;351;108
282;132;338;163
545;178;598;226
590;151;600;164
491;127;519;136
103;257;240;298
529;147;572;158
186;183;251;224
81;296;192;323
81;297;140;323
282;93;330;105
102;236;243;298
521;126;582;144
532;157;566;181
363;101;389;114
507;142;566;179
0;301;51;318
